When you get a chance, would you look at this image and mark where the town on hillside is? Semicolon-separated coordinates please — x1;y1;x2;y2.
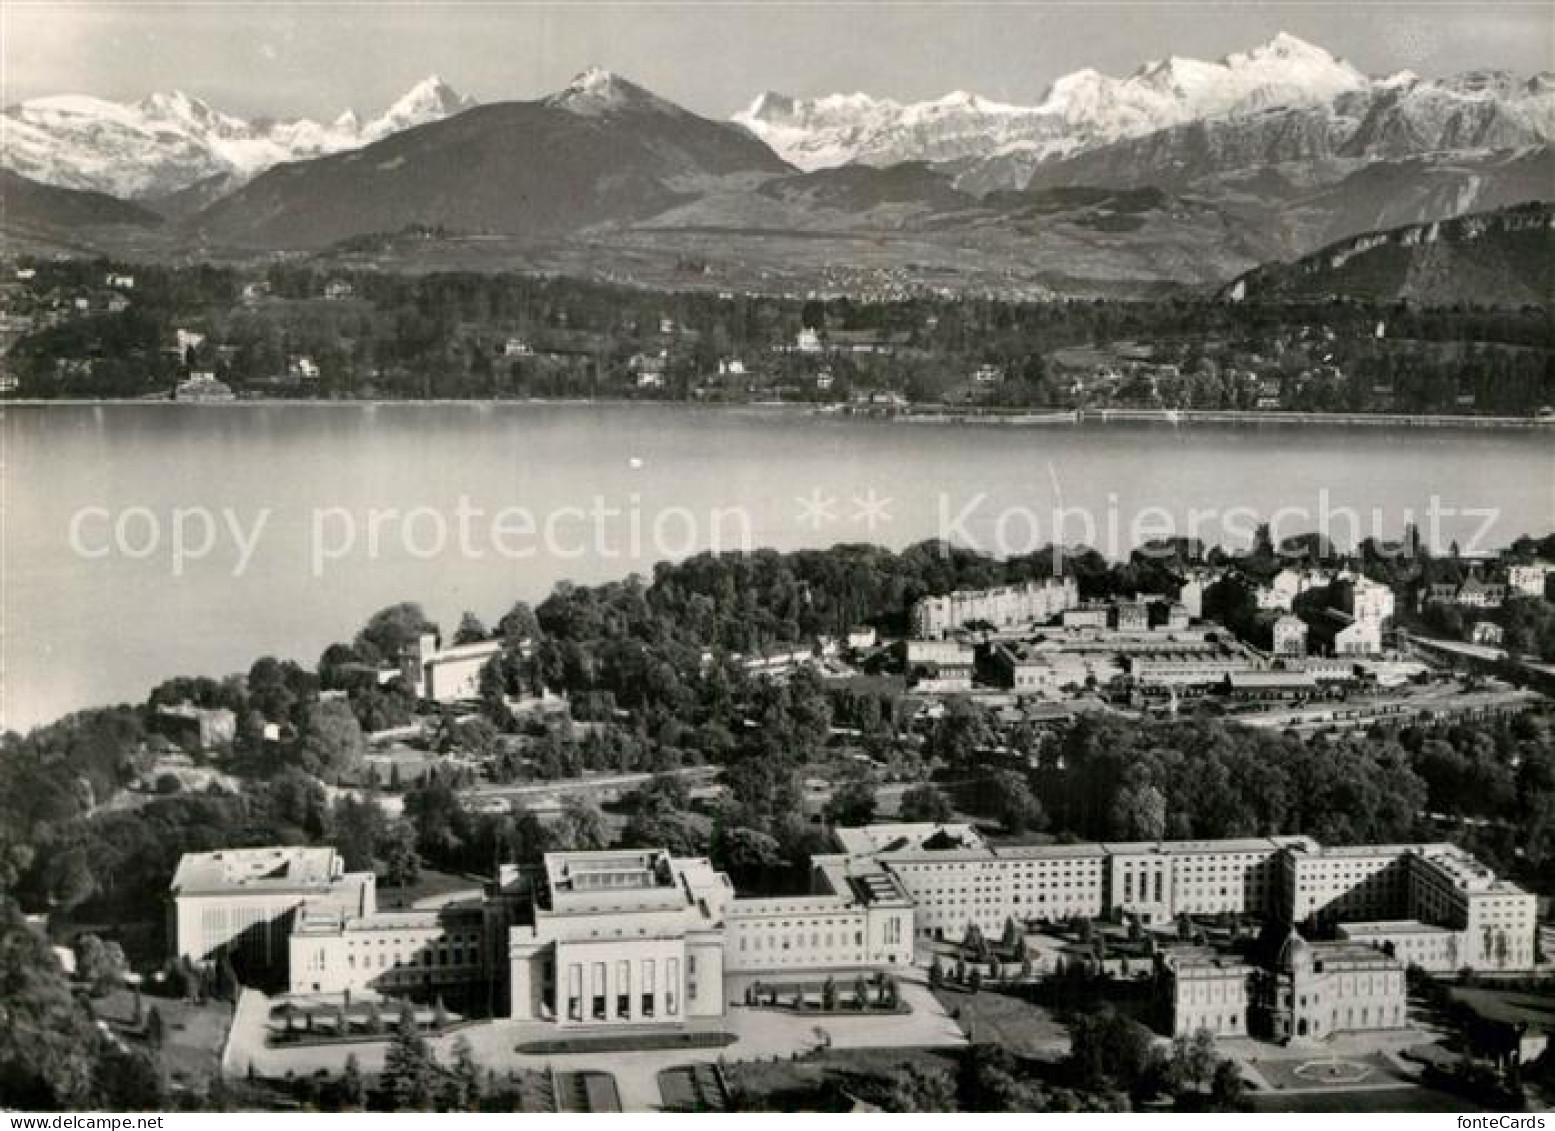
7;529;1555;1112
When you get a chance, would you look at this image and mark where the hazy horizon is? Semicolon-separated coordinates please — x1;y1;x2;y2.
4;2;1552;121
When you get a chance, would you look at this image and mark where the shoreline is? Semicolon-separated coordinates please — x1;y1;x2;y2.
4;397;1552;431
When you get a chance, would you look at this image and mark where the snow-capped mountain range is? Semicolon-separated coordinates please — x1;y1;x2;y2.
2;76;477;200
733;33;1555;173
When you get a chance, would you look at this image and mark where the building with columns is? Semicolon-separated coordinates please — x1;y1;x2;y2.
177;823;1532;1032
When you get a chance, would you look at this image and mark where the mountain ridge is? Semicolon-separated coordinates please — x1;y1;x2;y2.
734;33;1554;178
1222;200;1554;306
1;76;478;200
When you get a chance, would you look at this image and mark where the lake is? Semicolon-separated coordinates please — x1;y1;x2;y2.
5;402;1551;731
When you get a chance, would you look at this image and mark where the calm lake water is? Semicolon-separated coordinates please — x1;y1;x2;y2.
5;402;1551;731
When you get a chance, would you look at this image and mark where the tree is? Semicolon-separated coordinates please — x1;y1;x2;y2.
713;826;785;890
554;797;608;851
332;794;389;872
74;934;128;996
379;819;422;889
1209;1058;1246;1111
294;700;366;784
877;1063;957;1112
898;782;953;823
340;1053;366;1109
442;1035;480;1111
991;770;1044;835
1168;1028;1218;1094
383;1002;435;1111
452;612;488;646
143;1006;164;1051
0;898;114;1107
355;602;438;666
1110;780;1167;842
824;777;878;827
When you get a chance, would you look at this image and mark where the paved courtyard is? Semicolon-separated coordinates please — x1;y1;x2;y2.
225;972;963;1111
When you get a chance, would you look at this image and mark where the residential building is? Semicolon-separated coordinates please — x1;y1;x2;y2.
1110;600;1150;633
1272;615;1308;658
323;279;355;300
1062;604;1110;630
152;702;237;752
1470;621;1505;647
174;373;235;402
1456;576;1507;609
1507;563;1552;599
846;626;878;651
1336;577;1395;625
399;633;504;703
795;328;823;353
988;642;1057;693
1304;610;1380;657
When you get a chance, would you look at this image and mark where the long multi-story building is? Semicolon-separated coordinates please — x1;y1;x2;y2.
177;823;1533;1033
831;824;1536;973
910;578;1078;638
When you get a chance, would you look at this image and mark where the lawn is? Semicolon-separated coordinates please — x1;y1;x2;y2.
932;986;1070;1060
516;1030;736;1056
95;989;233;1097
1254;1051;1410;1093
376;868;483;909
1251;1085;1492;1113
727;1045;961;1110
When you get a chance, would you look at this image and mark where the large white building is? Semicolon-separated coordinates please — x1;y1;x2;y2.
1164;930;1407;1042
170;846;375;969
177;824;1533;1030
831;824;1537;973
910;578;1078;638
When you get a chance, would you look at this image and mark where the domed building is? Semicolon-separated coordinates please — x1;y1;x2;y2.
1163;923;1408;1042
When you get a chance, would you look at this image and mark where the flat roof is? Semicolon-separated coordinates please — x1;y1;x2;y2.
171;846;345;896
1339;919;1453;937
1228;671;1318;689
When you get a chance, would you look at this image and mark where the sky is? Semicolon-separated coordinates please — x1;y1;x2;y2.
3;2;1551;120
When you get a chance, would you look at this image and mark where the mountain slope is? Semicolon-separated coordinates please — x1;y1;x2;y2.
0;168;162;230
1;76;477;199
186;70;793;250
1223;201;1555;306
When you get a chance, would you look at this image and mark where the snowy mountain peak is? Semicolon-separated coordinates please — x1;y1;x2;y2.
547;67;675;116
732;32;1475;171
2;76;478;199
1249;31;1336;63
362;74;475;140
